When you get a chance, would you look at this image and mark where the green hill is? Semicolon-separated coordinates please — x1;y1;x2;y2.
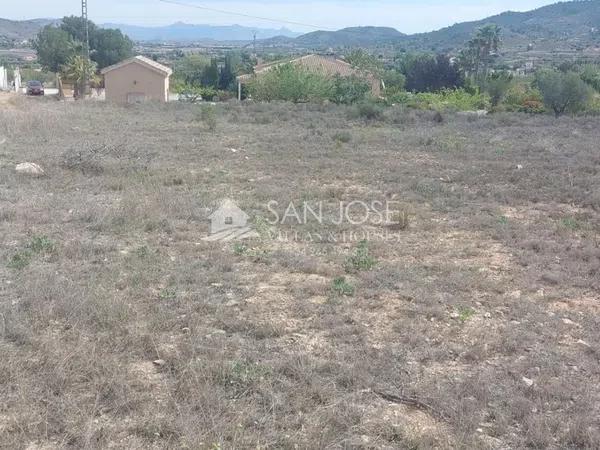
295;26;405;47
290;1;600;52
401;0;600;52
0;18;55;42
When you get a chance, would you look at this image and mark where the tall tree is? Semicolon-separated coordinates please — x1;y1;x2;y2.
201;59;220;88
91;29;134;68
460;24;501;80
535;69;592;117
59;15;133;69
33;26;76;73
398;53;463;92
218;53;238;90
60;15;97;44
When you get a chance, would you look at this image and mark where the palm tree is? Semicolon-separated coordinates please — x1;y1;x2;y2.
476;24;501;78
61;56;99;98
460;25;502;80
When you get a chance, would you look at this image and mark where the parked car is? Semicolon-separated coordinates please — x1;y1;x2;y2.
26;80;44;96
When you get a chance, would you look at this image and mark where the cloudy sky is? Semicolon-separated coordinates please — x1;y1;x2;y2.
6;0;557;33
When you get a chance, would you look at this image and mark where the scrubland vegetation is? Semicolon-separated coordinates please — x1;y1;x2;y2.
1;97;600;448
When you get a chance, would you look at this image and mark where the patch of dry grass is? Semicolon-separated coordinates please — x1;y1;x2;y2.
1;99;599;448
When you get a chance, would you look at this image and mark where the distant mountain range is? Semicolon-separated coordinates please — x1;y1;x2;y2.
1;1;600;52
295;26;405;47
0;19;300;44
101;22;302;42
280;1;600;51
0;18;56;41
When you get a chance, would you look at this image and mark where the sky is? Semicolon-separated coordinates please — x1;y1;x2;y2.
4;0;559;33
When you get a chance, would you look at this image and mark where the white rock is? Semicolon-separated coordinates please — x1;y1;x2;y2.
577;339;591;348
522;376;534;387
15;162;44;176
152;359;166;367
0;137;6;145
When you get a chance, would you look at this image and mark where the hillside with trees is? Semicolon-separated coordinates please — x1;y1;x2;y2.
268;1;600;53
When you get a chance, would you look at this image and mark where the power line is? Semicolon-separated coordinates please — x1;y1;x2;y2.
158;0;331;31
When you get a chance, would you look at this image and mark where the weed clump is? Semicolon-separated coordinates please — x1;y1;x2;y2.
7;235;56;270
332;277;355;296
350;101;384;121
199;105;217;131
345;240;376;273
332;131;352;143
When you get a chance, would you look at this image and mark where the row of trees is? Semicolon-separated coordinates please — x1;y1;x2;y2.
172;51;255;100
345;25;598;117
33;16;133;73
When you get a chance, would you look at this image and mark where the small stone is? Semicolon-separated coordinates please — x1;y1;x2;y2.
562;318;577;326
522;376;534;387
181;327;190;333
15;162;44;176
152;359;166;367
577;339;591;348
509;290;522;299
484;312;492;319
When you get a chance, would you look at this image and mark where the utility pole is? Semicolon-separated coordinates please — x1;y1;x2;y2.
82;0;90;97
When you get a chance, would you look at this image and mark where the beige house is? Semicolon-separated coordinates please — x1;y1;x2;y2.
101;56;172;104
236;54;382;100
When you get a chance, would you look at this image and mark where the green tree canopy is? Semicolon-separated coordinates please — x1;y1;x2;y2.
459;24;502;79
397;53;463;93
34;16;133;72
345;49;384;76
247;64;334;103
535;69;593;117
201;58;220;89
174;54;211;86
61;16;97;44
91;29;134;69
33;26;76;73
483;72;513;107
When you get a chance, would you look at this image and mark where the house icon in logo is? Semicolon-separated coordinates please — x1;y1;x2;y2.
205;199;257;241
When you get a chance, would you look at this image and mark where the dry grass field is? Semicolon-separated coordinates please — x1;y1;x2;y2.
1;96;599;449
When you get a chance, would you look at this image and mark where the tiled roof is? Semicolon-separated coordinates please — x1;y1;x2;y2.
238;54;372;81
100;56;173;76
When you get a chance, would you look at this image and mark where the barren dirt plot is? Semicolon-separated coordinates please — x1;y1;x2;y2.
1;101;600;449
